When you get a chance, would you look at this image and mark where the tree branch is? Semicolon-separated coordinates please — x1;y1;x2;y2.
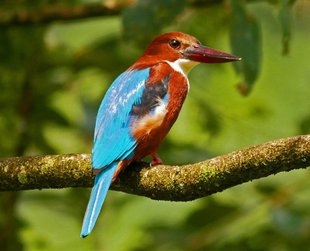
0;0;276;27
0;135;309;201
0;4;123;27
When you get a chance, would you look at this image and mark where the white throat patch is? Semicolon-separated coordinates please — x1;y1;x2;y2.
165;59;199;90
165;59;199;77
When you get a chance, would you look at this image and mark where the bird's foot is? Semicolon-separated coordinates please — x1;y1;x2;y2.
150;153;163;166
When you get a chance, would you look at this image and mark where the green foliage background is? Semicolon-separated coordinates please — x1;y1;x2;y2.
0;0;310;250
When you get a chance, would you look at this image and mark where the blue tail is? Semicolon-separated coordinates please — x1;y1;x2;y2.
80;162;117;238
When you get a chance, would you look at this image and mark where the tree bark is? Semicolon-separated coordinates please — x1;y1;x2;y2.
0;135;309;201
0;4;122;27
0;0;276;27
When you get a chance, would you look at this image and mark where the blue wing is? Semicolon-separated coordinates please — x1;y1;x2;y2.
80;68;150;238
92;68;151;169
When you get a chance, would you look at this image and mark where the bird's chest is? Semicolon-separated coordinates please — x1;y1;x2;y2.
164;73;189;127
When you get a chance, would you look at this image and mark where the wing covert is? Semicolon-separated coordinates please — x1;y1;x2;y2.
92;68;150;170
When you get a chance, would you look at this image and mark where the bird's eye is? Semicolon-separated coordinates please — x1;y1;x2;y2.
169;39;181;49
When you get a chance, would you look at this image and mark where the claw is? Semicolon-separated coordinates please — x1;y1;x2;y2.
150;153;163;166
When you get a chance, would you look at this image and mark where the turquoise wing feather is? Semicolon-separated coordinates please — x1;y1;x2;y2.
92;68;150;169
80;68;150;238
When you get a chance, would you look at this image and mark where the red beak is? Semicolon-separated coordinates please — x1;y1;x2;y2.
182;44;241;63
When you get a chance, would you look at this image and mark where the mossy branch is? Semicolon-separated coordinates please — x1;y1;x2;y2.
0;135;309;201
0;3;122;27
0;0;277;27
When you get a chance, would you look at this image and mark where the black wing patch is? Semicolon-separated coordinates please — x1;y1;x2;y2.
130;73;170;116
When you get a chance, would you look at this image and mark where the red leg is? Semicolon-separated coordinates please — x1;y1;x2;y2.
150;152;163;166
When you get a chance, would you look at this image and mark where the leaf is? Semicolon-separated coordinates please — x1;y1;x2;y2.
278;0;297;55
271;207;304;237
229;0;262;95
123;0;186;45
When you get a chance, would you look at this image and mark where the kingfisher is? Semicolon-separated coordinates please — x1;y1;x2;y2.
80;32;241;237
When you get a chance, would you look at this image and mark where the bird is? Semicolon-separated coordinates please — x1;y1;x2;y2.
80;32;241;237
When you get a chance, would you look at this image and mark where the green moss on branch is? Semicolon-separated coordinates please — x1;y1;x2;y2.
0;0;278;27
0;135;309;201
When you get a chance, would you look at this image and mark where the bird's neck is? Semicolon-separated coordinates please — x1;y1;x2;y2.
131;56;199;75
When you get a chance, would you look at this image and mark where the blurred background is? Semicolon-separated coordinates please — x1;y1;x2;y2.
0;0;310;250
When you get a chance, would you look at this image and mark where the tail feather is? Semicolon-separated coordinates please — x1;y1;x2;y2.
80;162;117;238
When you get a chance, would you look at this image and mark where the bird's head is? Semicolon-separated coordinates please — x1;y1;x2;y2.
137;32;241;75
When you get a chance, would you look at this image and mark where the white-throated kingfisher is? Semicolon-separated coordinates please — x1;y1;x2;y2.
80;32;241;237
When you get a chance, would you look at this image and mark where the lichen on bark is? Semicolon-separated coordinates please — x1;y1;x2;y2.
0;135;309;201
